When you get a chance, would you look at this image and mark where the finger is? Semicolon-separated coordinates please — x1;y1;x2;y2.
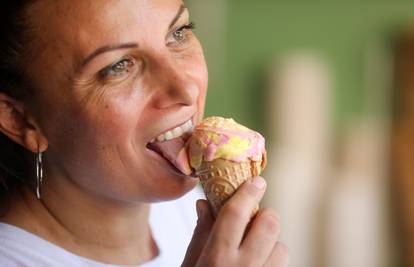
240;208;280;265
210;176;266;249
181;199;214;267
264;242;290;267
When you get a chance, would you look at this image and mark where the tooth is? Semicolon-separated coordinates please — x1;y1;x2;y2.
172;127;183;137
156;134;165;142
164;131;173;141
181;121;189;132
153;119;194;143
179;125;187;133
182;120;192;132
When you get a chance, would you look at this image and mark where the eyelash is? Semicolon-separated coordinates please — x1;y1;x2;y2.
170;22;195;45
98;57;136;80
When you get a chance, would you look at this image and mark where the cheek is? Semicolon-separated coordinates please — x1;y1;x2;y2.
48;94;144;157
86;96;145;141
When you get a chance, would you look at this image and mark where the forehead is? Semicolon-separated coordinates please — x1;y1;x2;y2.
29;0;183;31
26;0;184;64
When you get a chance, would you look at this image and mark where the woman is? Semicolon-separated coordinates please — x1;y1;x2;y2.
0;0;289;266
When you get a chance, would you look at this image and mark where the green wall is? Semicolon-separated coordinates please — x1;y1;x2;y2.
190;1;414;134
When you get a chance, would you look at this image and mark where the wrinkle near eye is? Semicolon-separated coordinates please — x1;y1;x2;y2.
72;76;96;89
71;75;107;106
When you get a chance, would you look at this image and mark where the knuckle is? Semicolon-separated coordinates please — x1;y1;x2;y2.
264;216;280;234
258;208;281;233
222;202;246;219
262;207;281;221
242;181;262;197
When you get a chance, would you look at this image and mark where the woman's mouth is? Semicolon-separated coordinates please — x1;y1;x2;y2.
146;118;194;175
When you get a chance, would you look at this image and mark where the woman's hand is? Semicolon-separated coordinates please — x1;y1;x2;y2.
182;176;289;267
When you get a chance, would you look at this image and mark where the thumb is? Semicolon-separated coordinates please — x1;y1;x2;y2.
181;199;214;267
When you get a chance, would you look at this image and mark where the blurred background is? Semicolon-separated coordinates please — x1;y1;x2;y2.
187;1;414;267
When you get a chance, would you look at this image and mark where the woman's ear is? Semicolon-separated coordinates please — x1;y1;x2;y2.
0;92;48;153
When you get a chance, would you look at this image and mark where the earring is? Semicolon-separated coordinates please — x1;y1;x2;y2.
36;151;43;200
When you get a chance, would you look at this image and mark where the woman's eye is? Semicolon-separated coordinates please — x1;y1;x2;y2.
98;58;136;80
168;22;195;46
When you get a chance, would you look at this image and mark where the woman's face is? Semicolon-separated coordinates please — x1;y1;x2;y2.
24;0;208;202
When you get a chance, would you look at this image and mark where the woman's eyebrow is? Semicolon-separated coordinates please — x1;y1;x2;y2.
169;4;186;29
79;5;186;68
81;43;138;67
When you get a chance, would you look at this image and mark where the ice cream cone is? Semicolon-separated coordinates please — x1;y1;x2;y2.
196;158;265;216
188;116;267;217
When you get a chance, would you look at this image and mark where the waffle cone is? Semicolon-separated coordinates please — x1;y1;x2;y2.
196;158;264;217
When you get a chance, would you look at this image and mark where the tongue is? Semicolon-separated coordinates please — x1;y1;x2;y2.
150;137;193;175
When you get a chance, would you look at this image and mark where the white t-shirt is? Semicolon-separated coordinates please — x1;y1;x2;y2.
0;187;205;267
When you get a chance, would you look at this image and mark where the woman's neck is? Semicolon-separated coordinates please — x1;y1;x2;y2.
1;179;159;265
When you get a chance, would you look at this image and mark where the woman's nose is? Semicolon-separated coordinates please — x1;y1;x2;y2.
150;59;199;109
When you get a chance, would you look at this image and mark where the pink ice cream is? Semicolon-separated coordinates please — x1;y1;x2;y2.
188;116;266;171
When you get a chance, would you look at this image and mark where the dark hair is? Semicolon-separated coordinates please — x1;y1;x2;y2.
0;1;37;198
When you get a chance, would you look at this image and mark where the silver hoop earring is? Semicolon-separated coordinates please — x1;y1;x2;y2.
36;151;43;200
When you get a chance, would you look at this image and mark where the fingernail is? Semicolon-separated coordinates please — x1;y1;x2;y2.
252;176;266;190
